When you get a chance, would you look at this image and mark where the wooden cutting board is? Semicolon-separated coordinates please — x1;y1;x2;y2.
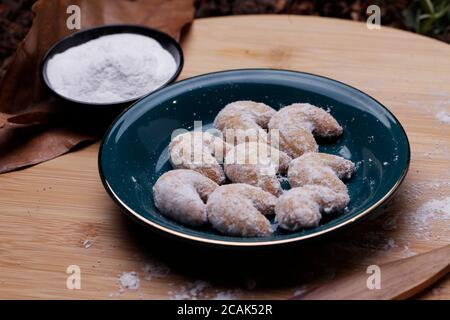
292;245;450;300
1;15;449;299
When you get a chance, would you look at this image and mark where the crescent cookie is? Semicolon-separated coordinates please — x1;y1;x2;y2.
206;184;277;237
214;100;276;145
268;103;343;158
288;152;355;194
224;141;292;196
169;131;231;184
153;169;218;227
275;185;350;230
275;152;355;231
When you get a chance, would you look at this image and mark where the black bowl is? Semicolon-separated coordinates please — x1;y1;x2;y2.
41;24;184;110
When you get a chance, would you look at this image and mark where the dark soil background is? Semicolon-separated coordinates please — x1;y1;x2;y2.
196;0;408;27
0;0;34;77
0;0;449;77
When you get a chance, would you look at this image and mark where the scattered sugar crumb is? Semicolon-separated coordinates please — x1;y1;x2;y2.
170;280;210;300
356;231;397;251
119;272;140;290
83;239;93;249
271;221;279;232
355;160;363;170
401;245;417;258
143;262;170;280
169;281;242;300
436;111;450;124
382;215;398;231
212;290;240;300
277;174;288;184
293;286;309;297
396;181;450;240
338;146;352;159
383;238;397;250
409;197;450;237
432;288;442;297
417;141;450;160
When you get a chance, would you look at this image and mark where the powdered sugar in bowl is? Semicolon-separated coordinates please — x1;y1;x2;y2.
41;25;183;108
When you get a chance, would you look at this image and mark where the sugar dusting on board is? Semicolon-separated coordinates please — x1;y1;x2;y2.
329;176;450;262
82;239;93;249
118;271;140;290
109;260;171;298
168;280;242;300
401;245;417;257
381;180;450;242
169;280;210;300
143;261;171;280
46;33;177;103
436;111;450;124
410;196;450;237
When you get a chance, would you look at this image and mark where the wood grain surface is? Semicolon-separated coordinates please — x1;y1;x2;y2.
1;15;449;299
292;245;450;300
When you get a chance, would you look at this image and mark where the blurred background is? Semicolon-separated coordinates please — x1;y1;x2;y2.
1;0;449;79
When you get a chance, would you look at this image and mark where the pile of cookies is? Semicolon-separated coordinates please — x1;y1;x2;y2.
153;101;355;237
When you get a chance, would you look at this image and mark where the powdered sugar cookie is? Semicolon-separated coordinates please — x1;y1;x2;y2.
224;141;292;196
288;152;355;194
169;131;231;184
275;152;355;231
268;103;343;158
275;185;350;230
206;184;277;237
153;169;218;227
214;100;276;145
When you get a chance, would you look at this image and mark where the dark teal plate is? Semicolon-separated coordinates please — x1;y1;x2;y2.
99;69;410;247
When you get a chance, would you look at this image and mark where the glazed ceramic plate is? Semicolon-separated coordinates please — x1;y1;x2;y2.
99;69;410;247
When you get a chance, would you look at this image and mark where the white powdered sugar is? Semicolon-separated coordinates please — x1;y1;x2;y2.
82;239;93;249
338;146;352;159
168;280;241;300
212;290;240;300
46;33;176;103
143;262;170;280
119;271;140;290
410;196;450;235
383;180;450;242
436;111;450;124
169;280;210;300
401;245;417;257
